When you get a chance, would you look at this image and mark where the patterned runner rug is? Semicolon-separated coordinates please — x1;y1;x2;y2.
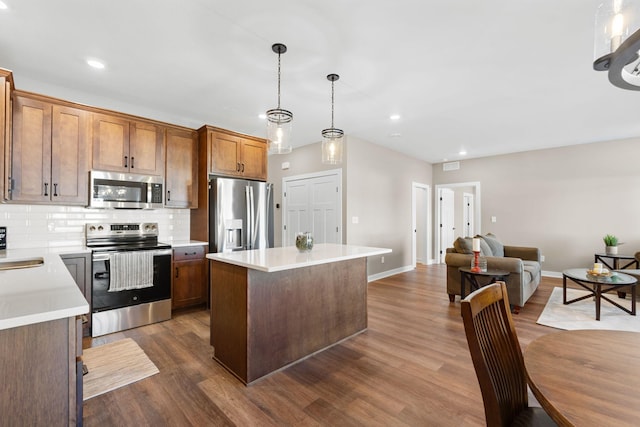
83;337;159;400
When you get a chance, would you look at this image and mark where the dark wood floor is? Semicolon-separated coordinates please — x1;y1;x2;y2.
82;264;563;426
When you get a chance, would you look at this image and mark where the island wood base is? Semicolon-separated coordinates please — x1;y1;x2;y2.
210;257;368;384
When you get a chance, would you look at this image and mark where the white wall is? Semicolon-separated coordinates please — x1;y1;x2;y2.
433;138;640;273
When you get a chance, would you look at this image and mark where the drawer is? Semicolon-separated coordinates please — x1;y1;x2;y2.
173;245;205;261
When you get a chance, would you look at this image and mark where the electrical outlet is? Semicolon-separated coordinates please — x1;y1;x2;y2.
541;255;545;262
381;256;385;264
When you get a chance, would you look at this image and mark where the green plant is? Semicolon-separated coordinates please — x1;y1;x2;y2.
603;234;619;246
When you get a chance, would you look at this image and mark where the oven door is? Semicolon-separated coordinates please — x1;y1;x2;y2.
91;248;172;312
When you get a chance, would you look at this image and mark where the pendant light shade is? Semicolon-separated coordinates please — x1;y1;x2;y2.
267;43;293;154
594;1;640;90
321;73;344;164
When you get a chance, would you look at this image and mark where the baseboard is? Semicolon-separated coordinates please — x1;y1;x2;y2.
542;270;563;278
368;265;414;282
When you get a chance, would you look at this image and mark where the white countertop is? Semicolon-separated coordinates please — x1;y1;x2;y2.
206;243;391;272
0;248;90;331
169;240;208;248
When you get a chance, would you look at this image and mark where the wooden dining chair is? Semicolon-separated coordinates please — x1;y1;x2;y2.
461;282;556;426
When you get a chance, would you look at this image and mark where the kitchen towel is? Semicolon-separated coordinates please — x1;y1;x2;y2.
108;251;154;292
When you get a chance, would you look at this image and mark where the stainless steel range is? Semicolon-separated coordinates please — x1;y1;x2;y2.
86;222;172;337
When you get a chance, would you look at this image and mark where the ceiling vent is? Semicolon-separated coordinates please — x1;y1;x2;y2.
443;161;460;171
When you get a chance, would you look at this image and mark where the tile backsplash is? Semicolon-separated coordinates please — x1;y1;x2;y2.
0;204;191;249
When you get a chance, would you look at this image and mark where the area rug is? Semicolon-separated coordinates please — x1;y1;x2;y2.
83;338;159;400
536;287;640;332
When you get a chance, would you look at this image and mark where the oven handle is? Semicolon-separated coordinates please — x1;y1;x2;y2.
92;248;172;262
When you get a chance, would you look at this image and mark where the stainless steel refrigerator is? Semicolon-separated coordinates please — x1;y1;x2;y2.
209;177;274;253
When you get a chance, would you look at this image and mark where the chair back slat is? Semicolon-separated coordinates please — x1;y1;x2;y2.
461;282;528;427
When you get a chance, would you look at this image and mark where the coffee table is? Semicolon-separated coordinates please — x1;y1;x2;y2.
459;267;510;299
562;268;637;320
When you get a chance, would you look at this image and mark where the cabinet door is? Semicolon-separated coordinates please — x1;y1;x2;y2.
165;128;197;208
172;246;207;310
51;105;89;204
61;254;92;337
11;95;52;202
241;138;267;180
92;113;130;172
130;121;164;175
209;131;241;176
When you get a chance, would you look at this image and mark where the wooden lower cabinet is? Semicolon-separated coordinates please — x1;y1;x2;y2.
0;316;82;426
172;245;208;310
61;253;92;337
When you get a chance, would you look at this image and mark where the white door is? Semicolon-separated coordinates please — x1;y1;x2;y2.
463;192;475;237
439;188;455;262
412;183;430;266
283;170;342;246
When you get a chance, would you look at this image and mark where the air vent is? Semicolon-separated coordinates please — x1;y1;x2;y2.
443;161;460;171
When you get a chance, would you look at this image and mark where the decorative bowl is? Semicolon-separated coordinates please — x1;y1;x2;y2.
295;232;314;252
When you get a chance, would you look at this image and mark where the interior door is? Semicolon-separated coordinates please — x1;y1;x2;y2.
439;188;455;263
463;192;475;237
283;171;341;246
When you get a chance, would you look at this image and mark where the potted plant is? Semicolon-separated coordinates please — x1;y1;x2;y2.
603;234;619;255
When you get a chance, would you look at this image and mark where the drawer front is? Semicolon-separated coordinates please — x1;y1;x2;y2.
173;245;205;261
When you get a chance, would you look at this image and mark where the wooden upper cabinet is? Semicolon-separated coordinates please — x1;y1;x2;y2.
130;121;164;175
165;128;198;208
207;128;267;181
11;94;89;204
92;113;164;176
0;69;13;202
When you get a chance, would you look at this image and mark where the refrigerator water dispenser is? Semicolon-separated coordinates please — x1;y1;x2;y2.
224;219;243;250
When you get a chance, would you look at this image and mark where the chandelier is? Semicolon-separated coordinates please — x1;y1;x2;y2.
266;43;293;154
594;0;640;90
321;73;344;164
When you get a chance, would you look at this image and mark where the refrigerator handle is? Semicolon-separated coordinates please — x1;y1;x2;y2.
245;186;251;249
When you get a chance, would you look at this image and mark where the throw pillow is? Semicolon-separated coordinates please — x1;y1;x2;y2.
481;233;504;257
475;237;493;257
453;237;473;254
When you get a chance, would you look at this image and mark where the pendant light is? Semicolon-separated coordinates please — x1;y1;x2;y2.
321;73;344;164
594;1;640;90
266;43;293;154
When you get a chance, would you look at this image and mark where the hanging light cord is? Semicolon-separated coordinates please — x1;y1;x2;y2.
330;79;335;128
276;51;282;109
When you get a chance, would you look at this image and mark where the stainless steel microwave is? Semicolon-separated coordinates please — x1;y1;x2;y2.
88;170;164;209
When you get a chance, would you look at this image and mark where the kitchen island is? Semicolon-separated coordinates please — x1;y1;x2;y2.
207;243;391;384
0;248;89;425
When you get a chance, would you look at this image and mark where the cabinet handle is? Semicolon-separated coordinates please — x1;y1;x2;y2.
124;156;128;168
53;183;58;197
185;252;197;256
175;267;179;278
131;157;135;169
236;162;240;172
241;163;245;172
167;190;171;201
43;182;49;196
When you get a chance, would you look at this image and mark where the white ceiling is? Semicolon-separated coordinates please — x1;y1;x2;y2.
0;1;637;164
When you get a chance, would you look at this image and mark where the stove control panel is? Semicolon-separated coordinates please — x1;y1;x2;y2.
86;222;159;238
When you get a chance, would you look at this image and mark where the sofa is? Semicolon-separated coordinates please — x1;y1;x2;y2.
445;234;542;311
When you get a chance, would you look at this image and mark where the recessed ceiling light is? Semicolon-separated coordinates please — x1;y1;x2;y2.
86;59;105;69
0;2;8;10
390;114;401;121
459;150;467;156
389;133;402;138
258;113;267;120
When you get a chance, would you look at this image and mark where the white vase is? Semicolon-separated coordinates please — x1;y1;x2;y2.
606;245;618;255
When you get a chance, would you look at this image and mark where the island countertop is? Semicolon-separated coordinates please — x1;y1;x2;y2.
206;243;391;273
0;248;90;331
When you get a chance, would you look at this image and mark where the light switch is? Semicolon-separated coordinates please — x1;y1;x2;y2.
491;216;497;223
281;162;290;170
352;216;359;224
